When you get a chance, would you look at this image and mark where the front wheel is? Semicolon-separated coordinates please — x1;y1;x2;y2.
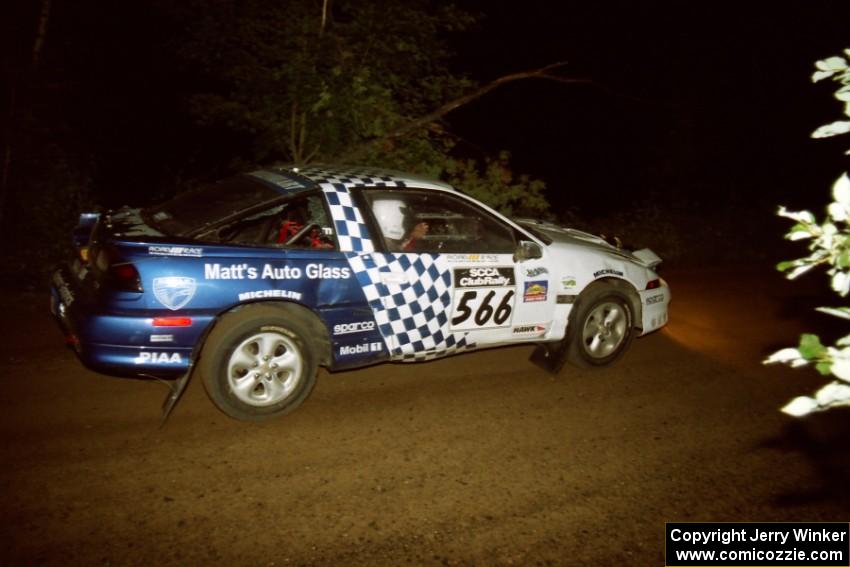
200;304;318;421
566;284;635;368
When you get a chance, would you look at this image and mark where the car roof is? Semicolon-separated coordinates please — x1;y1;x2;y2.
247;164;455;195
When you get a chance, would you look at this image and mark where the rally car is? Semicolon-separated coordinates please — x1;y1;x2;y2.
50;165;670;421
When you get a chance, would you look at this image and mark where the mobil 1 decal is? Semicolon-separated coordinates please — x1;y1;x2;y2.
451;267;516;331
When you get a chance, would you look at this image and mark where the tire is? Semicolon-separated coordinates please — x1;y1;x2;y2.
566;283;635;368
200;304;318;421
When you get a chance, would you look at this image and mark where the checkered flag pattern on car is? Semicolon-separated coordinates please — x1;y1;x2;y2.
302;164;473;359
295;165;409;188
311;166;409;254
347;252;474;361
321;184;375;253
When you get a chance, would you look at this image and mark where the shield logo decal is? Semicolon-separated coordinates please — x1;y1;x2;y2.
153;277;197;311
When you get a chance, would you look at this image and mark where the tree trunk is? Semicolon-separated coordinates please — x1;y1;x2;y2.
32;0;52;71
0;0;52;223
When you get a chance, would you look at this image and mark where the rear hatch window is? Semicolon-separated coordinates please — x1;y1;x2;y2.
144;176;283;236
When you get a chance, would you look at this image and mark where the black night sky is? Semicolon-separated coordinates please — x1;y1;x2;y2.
450;1;850;213
4;1;850;271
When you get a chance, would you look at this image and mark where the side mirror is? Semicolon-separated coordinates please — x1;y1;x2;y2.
513;240;543;262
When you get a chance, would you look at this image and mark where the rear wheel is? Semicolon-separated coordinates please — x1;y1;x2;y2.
200;304;318;421
566;283;635;368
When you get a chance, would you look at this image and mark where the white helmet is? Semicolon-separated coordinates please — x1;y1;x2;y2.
372;199;407;240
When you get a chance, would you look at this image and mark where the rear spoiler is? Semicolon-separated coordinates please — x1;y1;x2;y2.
72;212;100;248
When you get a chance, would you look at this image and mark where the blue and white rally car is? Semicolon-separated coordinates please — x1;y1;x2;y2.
51;165;670;421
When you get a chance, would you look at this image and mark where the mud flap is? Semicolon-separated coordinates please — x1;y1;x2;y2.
530;340;569;375
160;367;193;427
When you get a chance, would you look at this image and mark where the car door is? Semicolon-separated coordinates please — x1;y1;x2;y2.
359;188;556;359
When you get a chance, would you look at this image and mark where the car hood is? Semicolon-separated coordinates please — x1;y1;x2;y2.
517;220;662;269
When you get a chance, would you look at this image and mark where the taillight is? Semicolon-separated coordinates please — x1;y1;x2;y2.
92;245;143;292
646;279;660;290
152;317;192;327
108;262;143;292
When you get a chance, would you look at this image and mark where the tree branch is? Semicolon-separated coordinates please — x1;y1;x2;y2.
340;62;594;161
32;0;52;72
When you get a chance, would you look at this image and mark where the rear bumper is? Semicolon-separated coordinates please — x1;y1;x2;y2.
50;267;200;377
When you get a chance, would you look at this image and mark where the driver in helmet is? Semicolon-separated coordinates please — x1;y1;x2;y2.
277;201;333;249
372;198;429;252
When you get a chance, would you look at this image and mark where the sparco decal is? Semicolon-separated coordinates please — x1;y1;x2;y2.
333;321;377;335
645;293;665;305
339;342;383;355
238;289;303;301
148;245;203;258
135;352;182;364
454;267;515;288
204;263;351;280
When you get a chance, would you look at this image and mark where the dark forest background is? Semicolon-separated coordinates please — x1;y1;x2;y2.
3;0;850;284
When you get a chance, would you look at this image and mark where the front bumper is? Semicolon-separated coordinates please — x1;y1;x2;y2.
638;281;671;335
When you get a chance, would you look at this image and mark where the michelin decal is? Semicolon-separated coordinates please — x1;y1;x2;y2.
238;290;303;301
594;268;624;278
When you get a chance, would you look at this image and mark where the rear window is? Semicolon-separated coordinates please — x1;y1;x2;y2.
144;176;283;236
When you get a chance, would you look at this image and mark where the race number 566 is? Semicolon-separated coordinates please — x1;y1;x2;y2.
451;288;515;330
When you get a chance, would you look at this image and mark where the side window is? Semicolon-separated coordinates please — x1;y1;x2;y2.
364;190;515;254
272;194;335;249
208;193;336;249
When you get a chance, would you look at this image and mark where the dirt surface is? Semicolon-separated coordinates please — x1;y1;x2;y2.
1;267;849;566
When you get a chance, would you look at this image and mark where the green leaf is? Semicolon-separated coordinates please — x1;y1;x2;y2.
832;174;850;205
816;306;850;320
813;69;836;83
798;334;826;359
813;120;850;138
816;56;848;72
815;362;833;375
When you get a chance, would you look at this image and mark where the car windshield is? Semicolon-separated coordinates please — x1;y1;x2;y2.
144;176;283;236
514;220;554;245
